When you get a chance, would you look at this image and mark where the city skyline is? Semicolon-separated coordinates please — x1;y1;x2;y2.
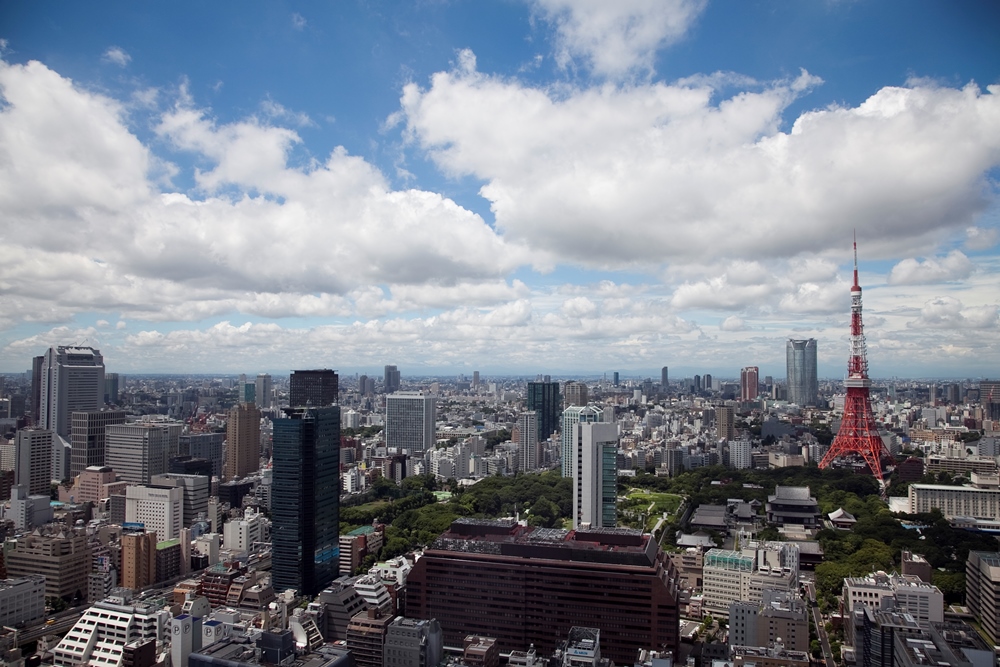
1;3;999;377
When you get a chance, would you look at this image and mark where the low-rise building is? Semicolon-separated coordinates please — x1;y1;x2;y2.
0;575;46;628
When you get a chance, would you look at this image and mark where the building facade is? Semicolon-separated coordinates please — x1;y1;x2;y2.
966;551;1000;644
255;373;273;410
741;367;759;402
106;422;183;485
516;412;539;472
786;339;818;407
385;393;436;454
560;405;604;478
272;406;340;596
39;345;106;438
14;427;53;495
404;519;680;665
125;485;183;541
70;409;127;478
290;369;340;408
526;381;561;444
226;403;262;480
572;422;619;530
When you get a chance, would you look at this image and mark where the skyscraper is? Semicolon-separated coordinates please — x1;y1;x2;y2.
786;339;818;406
661;367;669;390
255;374;273;410
104;373;120;406
526;381;560;443
385;392;436;453
560;405;604;478
290;369;339;407
70;409;127;478
39;346;105;438
573;422;619;530
516;412;539;472
717;405;736;442
226;403;261;480
613;371;620;387
15;428;52;495
384;365;401;394
106;422;182;485
741;366;759;402
271;406;340;597
564;381;588;408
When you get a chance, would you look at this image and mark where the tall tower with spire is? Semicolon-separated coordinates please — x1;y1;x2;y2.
820;238;893;485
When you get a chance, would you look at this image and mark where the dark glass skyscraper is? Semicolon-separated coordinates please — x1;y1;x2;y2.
271;406;340;596
527;381;561;442
786;339;818;406
290;369;339;407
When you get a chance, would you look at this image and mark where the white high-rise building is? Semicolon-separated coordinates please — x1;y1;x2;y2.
385;392;436;453
125;485;183;541
106;422;183;485
560;405;604;478
14;428;53;495
730;439;752;470
39;346;105;438
517;412;539;472
573;422;619;530
255;373;273;409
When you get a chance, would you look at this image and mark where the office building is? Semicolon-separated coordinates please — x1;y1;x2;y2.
385;392;436;453
125;485;183;541
53;596;170;667
527;381;561;443
272;406;340;596
0;575;46;629
226;403;261;479
786;339;818;406
560;405;604;478
702;542;800;618
384;365;401;394
741;366;759;402
70;409;127;478
151;473;210;527
290;369;339;407
966;551;1000;643
5;527;92;600
122;531;158;590
564;381;588;408
613;371;620;386
14;427;52;495
106;422;182;485
843;572;944;624
10;484;54;530
730;439;752;470
31;354;43;423
39;345;106;438
572;422;619;530
224;508;269;554
516;412;539;472
661;366;668;390
255;373;273;410
105;372;120;405
180;432;224;477
463;636;499;667
728;590;809;652
384;617;443;667
347;608;393;667
717;405;736;442
404;518;680;664
909;473;1000;525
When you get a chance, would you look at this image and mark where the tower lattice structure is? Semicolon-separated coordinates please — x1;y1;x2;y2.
819;239;893;484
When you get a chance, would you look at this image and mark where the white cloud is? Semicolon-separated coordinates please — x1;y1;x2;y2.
907;296;1000;330
531;0;707;78
887;250;974;285
399;59;1000;268
102;47;131;67
291;13;307;30
966;226;999;251
719;315;747;332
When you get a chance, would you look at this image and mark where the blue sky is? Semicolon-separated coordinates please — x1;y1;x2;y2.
1;1;999;379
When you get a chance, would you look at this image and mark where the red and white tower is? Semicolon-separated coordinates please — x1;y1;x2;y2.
819;238;893;484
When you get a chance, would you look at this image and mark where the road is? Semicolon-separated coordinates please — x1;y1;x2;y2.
810;598;836;667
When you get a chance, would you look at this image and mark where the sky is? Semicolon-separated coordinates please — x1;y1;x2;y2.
1;1;999;380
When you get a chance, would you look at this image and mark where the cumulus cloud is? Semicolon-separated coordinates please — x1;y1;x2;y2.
0;57;532;329
719;315;747;332
102;46;131;67
907;297;1000;330
399;57;1000;267
887;250;974;285
531;0;707;78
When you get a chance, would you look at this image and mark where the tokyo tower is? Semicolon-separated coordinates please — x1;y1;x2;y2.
819;238;894;486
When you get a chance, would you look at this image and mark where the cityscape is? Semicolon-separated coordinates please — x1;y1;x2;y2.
2;2;1000;667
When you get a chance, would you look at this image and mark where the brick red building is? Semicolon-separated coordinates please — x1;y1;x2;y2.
405;519;680;664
